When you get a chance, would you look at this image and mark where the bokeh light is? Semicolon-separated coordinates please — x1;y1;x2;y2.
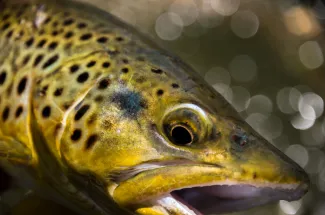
155;12;183;40
230;10;259;39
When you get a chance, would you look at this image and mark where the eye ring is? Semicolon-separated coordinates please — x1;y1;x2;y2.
169;124;194;146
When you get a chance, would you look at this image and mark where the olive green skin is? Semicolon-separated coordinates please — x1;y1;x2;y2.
0;0;309;215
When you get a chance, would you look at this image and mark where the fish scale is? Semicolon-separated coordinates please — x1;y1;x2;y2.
0;0;309;215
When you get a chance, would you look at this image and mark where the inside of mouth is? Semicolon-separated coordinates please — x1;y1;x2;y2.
170;184;300;215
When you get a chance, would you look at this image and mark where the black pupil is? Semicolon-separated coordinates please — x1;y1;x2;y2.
171;126;193;145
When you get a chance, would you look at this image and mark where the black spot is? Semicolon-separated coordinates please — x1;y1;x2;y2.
51;30;59;36
1;22;10;31
85;134;98;150
33;54;44;67
0;71;7;85
70;64;79;73
121;68;129;73
71;129;82;141
80;33;92;41
37;39;47;48
48;41;58;50
77;23;87;29
112;90;145;118
98;79;110;90
17;77;27;95
172;83;179;88
97;37;108;43
64;31;74;39
42;55;59;69
15;106;23;118
63;103;71;110
74;104;90;121
115;36;124;42
87;61;96;68
42;106;51;118
25;37;34;47
157;89;164;96
94;95;104;103
253;172;257;179
54;88;63;96
2;14;10;21
6;30;13;39
151;68;163;74
63;18;74;26
44;17;51;24
23;54;30;65
77;72;89;83
2;106;9;121
102;62;110;68
52;21;59;27
122;59;129;64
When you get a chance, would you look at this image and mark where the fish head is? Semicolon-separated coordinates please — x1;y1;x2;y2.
59;52;309;215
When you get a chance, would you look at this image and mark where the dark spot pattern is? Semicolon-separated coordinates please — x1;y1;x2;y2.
87;61;96;68
74;105;90;121
42;106;51;118
2;106;9;121
97;37;108;43
42;54;59;69
98;79;110;90
33;54;44;67
25;37;34;47
71;129;82;141
15;106;23;118
54;88;63;96
157;89;164;96
121;68;129;73
17;77;27;95
0;71;7;85
85;134;98;150
77;72;89;83
151;68;163;74
102;62;110;68
80;33;92;41
70;64;79;73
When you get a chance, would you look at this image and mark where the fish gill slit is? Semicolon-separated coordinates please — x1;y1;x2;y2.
56;74;106;156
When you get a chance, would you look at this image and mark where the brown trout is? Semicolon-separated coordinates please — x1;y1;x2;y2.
0;0;309;215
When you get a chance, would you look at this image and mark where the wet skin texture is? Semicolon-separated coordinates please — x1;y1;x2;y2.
0;0;309;215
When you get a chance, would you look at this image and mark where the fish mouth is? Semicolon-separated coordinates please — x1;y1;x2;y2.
168;182;308;214
111;161;309;215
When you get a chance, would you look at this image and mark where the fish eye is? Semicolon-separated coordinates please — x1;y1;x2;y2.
169;124;194;146
162;104;211;147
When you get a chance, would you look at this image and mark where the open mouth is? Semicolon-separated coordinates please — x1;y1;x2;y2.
167;183;308;215
112;161;309;215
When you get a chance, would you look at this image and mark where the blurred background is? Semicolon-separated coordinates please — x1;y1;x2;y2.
2;0;325;214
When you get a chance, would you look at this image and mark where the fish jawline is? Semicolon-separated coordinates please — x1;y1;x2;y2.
149;182;306;215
